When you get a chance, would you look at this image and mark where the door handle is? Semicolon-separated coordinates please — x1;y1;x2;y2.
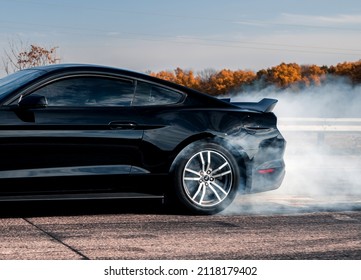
109;121;138;129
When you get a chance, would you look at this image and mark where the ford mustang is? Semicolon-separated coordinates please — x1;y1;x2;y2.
0;64;286;214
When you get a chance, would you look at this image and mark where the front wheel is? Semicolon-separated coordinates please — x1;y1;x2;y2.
172;141;240;215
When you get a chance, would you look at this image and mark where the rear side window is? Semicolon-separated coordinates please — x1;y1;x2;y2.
132;81;183;106
28;76;135;107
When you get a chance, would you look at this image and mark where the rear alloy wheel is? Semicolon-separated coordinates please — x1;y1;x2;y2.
173;142;240;214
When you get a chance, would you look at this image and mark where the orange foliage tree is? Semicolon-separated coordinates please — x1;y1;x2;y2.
174;68;200;89
301;64;327;86
266;63;302;88
206;69;256;95
151;70;177;83
329;60;361;84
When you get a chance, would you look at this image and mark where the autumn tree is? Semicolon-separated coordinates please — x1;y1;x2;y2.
197;68;218;93
232;69;257;92
209;69;235;95
301;64;327;86
329;60;361;84
173;67;200;89
351;61;361;84
2;39;60;74
191;68;255;95
150;68;200;89
150;70;176;83
266;63;302;89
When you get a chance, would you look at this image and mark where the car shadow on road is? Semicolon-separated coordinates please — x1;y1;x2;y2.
0;199;173;218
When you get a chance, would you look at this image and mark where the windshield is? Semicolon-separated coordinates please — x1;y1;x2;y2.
0;69;44;101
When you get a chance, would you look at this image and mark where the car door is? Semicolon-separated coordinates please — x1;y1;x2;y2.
0;74;144;196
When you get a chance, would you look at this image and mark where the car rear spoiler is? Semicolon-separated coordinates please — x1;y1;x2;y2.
227;98;278;113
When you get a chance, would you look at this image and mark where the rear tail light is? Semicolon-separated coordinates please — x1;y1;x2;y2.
258;168;275;174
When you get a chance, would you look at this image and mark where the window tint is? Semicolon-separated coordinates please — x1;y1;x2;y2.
30;76;135;107
132;81;183;106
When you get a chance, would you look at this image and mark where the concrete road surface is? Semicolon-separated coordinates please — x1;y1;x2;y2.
0;198;360;260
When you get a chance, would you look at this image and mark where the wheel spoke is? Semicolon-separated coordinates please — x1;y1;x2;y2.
184;177;200;181
206;151;211;171
210;181;228;195
199;152;206;172
199;183;206;204
185;167;200;176
212;161;229;175
208;184;222;201
192;183;204;200
213;170;232;178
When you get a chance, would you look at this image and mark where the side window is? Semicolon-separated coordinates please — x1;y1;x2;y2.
132;81;183;106
29;76;135;107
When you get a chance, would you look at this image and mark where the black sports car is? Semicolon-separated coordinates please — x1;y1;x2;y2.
0;64;286;214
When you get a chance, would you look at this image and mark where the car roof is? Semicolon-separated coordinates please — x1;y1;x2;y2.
30;63;183;91
31;63;145;78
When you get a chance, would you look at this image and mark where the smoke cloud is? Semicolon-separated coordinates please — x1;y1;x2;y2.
223;80;361;215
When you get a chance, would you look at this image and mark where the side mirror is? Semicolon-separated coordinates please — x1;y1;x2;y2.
18;94;48;109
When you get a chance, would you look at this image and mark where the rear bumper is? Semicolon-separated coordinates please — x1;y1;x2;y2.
246;134;286;193
249;159;286;193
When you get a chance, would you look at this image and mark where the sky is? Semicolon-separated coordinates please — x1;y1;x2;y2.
0;0;361;76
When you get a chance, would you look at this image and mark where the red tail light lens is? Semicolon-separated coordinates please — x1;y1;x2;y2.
258;168;275;174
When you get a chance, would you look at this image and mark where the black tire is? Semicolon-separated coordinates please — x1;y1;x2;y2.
171;141;240;215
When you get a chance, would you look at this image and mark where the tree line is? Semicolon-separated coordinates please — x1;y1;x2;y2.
150;61;361;96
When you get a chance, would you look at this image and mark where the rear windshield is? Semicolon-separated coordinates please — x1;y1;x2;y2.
0;69;44;101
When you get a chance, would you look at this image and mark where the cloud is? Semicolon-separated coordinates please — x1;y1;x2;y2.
280;13;361;27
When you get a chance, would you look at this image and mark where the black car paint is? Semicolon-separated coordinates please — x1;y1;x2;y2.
0;64;286;213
